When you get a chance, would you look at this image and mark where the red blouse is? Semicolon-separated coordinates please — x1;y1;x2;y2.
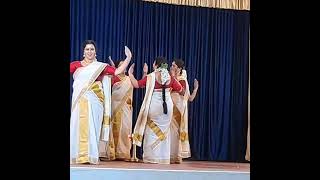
111;75;122;85
138;76;182;92
171;80;186;92
70;61;116;81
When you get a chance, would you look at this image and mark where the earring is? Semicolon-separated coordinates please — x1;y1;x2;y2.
83;54;85;57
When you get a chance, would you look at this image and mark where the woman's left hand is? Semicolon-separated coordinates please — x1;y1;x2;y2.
128;63;135;74
194;79;199;89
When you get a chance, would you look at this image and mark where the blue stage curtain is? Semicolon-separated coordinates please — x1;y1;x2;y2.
70;0;249;161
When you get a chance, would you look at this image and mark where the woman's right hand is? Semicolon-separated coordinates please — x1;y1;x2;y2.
125;46;132;60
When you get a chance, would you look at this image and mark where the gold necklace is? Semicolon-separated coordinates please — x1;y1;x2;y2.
81;59;93;66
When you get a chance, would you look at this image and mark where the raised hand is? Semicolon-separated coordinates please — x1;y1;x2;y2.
124;46;132;60
108;56;115;67
194;79;199;89
128;63;135;75
143;63;148;74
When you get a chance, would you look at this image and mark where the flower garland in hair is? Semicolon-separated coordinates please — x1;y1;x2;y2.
155;63;170;85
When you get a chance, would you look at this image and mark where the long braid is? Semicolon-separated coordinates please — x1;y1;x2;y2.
155;57;169;114
162;84;167;114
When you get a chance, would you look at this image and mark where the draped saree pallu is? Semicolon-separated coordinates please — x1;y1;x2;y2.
132;73;173;164
98;75;114;160
109;75;133;160
70;61;112;164
170;74;191;163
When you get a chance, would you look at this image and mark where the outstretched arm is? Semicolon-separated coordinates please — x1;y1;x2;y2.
114;46;132;75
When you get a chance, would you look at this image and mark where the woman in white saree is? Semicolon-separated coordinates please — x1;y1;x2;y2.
169;59;199;164
70;40;132;164
100;59;134;161
128;57;182;164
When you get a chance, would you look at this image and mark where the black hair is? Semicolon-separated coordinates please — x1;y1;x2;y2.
82;40;97;60
155;56;168;114
173;59;185;75
154;56;167;68
82;40;97;50
82;40;97;51
113;60;123;68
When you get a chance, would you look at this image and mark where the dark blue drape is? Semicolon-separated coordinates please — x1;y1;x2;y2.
70;0;249;162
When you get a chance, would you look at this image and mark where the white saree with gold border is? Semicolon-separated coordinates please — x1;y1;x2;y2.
132;72;173;164
98;74;113;160
170;74;191;163
100;75;133;160
70;61;112;164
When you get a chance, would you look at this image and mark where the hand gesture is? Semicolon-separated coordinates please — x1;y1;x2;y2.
108;56;115;67
194;79;199;89
143;63;148;74
128;63;135;75
124;46;132;60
